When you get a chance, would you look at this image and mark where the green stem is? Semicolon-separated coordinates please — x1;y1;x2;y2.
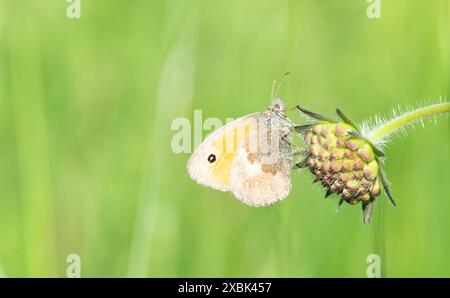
367;101;449;278
0;264;6;278
367;102;450;143
373;198;386;277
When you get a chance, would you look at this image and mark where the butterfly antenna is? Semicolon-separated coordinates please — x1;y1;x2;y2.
271;72;290;100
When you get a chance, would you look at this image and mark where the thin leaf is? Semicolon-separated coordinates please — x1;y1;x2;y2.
296;105;334;122
379;168;397;207
294;124;314;133
336;108;359;131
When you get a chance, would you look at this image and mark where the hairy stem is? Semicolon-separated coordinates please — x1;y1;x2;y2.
367;101;449;277
367;102;450;143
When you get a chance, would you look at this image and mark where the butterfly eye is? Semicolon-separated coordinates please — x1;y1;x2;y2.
207;154;216;163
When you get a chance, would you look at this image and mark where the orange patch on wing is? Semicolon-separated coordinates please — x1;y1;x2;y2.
210;122;253;185
261;163;282;175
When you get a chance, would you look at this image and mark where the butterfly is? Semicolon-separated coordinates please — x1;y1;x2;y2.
187;75;298;206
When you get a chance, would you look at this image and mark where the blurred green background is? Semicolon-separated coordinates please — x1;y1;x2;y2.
0;0;448;277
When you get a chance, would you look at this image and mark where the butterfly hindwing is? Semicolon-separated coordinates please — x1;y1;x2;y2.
230;147;291;206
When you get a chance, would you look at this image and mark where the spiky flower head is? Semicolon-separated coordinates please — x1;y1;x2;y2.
294;107;396;223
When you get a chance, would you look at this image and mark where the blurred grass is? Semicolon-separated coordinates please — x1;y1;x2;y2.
0;0;448;277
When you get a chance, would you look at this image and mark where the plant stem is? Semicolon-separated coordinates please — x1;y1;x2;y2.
373;198;386;277
367;101;449;277
0;264;6;278
367;102;450;143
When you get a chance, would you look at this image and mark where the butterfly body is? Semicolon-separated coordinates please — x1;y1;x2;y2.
187;99;294;206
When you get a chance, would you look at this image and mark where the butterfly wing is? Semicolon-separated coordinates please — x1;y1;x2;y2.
230;147;292;206
229;112;293;206
187;114;258;192
187;110;293;206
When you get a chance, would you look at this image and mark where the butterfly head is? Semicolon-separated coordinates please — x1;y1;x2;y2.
268;98;286;113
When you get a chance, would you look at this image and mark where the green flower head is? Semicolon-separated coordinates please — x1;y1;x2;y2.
294;106;396;223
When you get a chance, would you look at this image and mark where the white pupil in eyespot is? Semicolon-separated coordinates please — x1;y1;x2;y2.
207;154;216;163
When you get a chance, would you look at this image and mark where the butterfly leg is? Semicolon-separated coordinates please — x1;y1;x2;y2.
293;147;308;156
292;153;311;170
280;133;303;153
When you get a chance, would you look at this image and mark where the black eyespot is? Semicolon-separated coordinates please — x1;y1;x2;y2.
207;154;216;163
